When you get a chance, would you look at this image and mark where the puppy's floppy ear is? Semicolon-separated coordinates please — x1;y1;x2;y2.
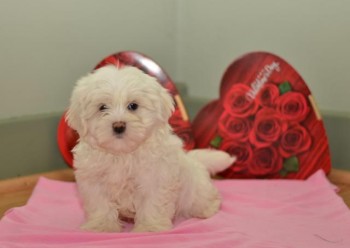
157;86;175;123
141;71;175;123
66;74;92;137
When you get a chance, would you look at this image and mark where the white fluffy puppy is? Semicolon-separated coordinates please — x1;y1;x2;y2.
67;66;235;233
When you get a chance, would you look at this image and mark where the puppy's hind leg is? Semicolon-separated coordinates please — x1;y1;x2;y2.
189;178;221;219
180;158;222;219
184;150;234;218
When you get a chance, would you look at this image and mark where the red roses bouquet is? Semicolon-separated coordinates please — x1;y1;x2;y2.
212;82;312;178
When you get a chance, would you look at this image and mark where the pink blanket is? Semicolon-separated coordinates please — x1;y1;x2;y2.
1;170;350;248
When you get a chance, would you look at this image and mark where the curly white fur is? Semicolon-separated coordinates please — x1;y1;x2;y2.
66;66;235;232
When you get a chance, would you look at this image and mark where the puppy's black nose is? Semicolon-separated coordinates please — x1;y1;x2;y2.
113;122;126;134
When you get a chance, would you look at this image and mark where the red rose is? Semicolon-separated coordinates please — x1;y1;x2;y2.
249;146;283;176
223;83;259;118
279;123;312;158
218;112;252;142
249;108;287;148
220;140;253;173
275;92;310;122
256;83;280;108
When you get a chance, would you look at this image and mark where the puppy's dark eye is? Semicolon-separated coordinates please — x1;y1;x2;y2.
99;104;108;112
127;102;138;111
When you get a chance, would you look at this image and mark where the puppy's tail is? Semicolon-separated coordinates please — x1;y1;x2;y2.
187;149;236;176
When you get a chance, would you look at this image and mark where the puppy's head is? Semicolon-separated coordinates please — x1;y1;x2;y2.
66;66;174;154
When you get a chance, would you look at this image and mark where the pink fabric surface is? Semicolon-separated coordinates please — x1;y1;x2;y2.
1;170;350;248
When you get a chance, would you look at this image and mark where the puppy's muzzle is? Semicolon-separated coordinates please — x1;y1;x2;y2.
113;121;126;135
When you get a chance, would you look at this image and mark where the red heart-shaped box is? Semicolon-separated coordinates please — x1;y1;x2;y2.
192;52;331;179
57;51;195;168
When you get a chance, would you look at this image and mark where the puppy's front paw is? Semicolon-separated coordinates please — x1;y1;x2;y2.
81;218;122;232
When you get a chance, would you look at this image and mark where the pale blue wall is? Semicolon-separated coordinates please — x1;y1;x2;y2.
177;0;350;114
1;0;350;119
0;0;179;119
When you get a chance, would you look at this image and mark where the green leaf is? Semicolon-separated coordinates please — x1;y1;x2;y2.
283;156;299;172
279;168;288;177
279;81;292;95
210;135;223;148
